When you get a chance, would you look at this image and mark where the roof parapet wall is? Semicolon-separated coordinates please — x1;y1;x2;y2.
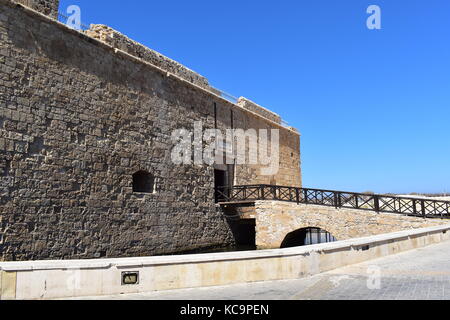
237;97;282;124
85;24;210;89
14;0;59;19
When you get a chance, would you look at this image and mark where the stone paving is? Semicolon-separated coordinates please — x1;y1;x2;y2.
76;240;450;300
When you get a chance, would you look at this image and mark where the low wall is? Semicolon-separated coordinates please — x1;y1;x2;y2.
255;201;449;249
1;224;450;300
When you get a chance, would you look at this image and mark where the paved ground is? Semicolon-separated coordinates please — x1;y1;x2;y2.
77;241;450;300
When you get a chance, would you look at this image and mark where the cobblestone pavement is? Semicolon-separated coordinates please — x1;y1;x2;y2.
77;241;450;300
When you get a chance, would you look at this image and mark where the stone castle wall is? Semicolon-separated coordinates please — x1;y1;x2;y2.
0;0;302;261
255;201;448;249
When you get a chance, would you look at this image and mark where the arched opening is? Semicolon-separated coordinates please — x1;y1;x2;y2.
280;227;337;248
132;171;155;193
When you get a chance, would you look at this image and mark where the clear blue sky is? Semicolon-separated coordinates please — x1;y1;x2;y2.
59;0;450;194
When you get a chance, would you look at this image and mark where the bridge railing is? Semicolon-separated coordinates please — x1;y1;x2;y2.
216;185;450;219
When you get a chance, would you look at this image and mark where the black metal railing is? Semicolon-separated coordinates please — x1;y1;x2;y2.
215;185;450;219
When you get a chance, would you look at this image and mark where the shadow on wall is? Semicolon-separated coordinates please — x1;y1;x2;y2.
280;227;337;248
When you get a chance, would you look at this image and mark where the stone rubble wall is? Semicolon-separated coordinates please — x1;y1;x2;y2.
0;1;235;261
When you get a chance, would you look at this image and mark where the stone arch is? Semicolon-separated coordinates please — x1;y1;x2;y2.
132;170;155;193
281;219;342;241
280;227;337;248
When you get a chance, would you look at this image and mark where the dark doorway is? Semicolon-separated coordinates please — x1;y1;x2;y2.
229;218;256;250
214;169;228;202
280;227;337;248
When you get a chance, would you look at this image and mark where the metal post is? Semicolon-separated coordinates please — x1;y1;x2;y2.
421;200;426;219
374;195;380;213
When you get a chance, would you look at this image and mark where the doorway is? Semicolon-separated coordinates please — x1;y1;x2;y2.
214;169;228;202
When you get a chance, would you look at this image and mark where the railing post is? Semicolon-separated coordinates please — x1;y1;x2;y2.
374;195;380;213
296;188;300;204
303;189;308;204
261;185;265;200
334;192;342;208
441;202;448;219
412;199;417;216
445;202;449;219
421;200;426;219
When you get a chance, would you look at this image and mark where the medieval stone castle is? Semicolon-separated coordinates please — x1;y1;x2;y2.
0;0;302;261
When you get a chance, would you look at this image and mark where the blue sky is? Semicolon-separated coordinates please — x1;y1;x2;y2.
59;0;450;194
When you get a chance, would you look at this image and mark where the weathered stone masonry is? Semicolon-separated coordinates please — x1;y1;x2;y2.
0;0;302;261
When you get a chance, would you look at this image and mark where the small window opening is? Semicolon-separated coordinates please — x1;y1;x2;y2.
133;170;155;193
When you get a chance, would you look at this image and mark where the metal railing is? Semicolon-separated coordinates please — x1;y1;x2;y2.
216;185;450;219
210;86;239;104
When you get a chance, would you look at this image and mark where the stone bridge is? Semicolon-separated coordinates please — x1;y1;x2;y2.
219;185;450;249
